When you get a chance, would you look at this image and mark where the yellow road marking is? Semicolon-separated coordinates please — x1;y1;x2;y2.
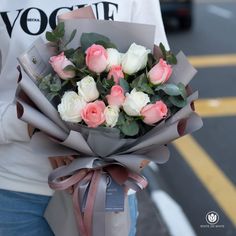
174;135;236;226
188;54;236;68
195;97;236;117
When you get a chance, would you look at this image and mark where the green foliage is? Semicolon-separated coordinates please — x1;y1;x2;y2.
159;42;177;65
46;23;77;52
147;53;157;70
155;83;188;109
46;22;65;43
155;83;182;96
155;83;187;99
96;77;115;98
120;120;139;136
168;96;187;108
64;29;77;47
64;48;76;58
63;65;77;72
177;83;187;99
94;40;117;50
150;94;162;103
80;33;116;52
71;49;85;69
38;74;63;101
119;78;130;93
116;112;139;137
130;73;154;95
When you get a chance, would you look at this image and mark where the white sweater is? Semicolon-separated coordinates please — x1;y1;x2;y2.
0;0;168;196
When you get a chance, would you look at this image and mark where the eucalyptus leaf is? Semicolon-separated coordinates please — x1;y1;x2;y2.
155;83;181;96
47;92;59;101
131;73;147;89
50;84;61;92
147;53;156;70
121;120;139;136
72;50;85;68
119;78;130;93
96;79;106;95
178;83;187;99
54;22;65;38
39;81;49;91
81;33;111;52
103;77;115;90
116;112;126;126
63;65;76;72
169;96;187;108
166;54;177;65
94;40;117;49
150;94;161;103
46;32;57;42
64;49;76;58
159;43;167;59
64;29;77;47
140;83;154;95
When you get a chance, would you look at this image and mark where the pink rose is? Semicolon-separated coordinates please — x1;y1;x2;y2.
141;101;168;125
86;44;108;73
106;85;125;108
49;52;75;80
148;58;172;85
81;100;106;128
107;65;124;84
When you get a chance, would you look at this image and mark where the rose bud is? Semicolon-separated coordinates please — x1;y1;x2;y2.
77;76;99;102
104;106;119;128
49;52;75;80
122;43;150;75
123;89;150;116
107;65;124;84
58;91;86;123
106;85;125;108
86;44;108;73
148;58;172;85
141;101;168;125
81;100;106;128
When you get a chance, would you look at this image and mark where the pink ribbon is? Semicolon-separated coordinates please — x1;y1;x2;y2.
48;162;148;236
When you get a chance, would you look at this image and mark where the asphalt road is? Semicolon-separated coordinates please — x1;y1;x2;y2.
157;1;236;236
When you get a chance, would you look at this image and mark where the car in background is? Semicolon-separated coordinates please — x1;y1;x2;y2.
160;0;193;30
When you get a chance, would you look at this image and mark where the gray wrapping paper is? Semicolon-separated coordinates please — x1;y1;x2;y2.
169;51;197;86
44;192;131;236
63;19;155;52
18;68;69;132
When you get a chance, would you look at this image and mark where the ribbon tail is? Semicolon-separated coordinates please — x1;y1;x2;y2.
83;170;102;236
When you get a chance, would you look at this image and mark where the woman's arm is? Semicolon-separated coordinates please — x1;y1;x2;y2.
131;0;169;50
0;101;30;144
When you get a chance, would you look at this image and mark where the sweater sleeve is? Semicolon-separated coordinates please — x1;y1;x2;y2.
0;101;30;144
131;0;169;50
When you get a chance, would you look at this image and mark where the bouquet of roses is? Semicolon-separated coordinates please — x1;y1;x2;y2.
42;23;183;138
15;7;202;236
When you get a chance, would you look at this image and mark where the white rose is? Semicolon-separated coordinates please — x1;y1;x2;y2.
106;48;122;71
58;91;86;123
123;89;150;116
122;43;151;75
104;106;119;127
77;76;99;102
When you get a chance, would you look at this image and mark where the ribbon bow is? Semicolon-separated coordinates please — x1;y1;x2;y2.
48;157;148;236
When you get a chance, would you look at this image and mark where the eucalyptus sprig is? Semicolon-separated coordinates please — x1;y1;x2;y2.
46;22;77;52
159;43;177;65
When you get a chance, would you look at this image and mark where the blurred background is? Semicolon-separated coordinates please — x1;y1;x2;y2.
137;0;236;235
